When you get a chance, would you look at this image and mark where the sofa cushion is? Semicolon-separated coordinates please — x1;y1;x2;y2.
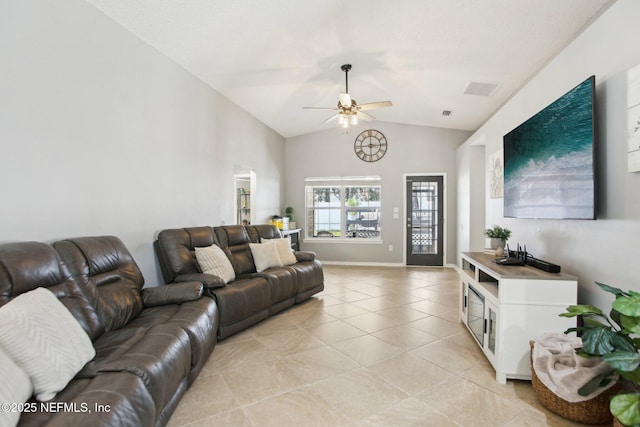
81;323;191;419
249;242;283;272
0;241;104;340
195;244;236;283
254;267;297;315
17;372;157;427
0;287;95;401
54;236;145;334
128;298;219;385
0;346;32;427
155;227;218;283
0;241;67;303
245;224;282;242
214;226;256;275
288;258;325;302
208;277;270;326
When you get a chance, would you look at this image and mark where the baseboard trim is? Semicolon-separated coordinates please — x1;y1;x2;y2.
321;261;458;269
321;261;405;267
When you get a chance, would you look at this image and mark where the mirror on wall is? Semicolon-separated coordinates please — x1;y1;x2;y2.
234;170;256;225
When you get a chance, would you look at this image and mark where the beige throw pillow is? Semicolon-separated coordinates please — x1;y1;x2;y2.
270;238;297;266
0;346;32;426
195;245;236;283
249;242;283;272
0;287;96;401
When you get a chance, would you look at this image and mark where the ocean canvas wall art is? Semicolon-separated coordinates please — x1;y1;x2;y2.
503;76;595;219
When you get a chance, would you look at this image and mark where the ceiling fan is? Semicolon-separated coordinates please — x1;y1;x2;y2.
303;64;392;128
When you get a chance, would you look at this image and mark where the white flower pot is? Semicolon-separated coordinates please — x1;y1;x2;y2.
490;238;505;250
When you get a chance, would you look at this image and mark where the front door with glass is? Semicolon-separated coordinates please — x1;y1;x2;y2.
405;175;444;266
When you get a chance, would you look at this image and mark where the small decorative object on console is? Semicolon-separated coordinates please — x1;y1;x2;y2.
502;244;561;273
271;215;283;230
484;225;512;251
285;206;296;229
526;255;561;273
494;257;524;266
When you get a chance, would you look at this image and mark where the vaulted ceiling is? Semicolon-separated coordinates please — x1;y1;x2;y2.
86;0;614;138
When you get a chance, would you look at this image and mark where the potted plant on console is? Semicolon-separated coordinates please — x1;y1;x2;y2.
484;225;512;252
560;282;640;427
285;206;296;229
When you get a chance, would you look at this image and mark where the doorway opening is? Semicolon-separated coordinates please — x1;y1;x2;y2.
234;171;256;225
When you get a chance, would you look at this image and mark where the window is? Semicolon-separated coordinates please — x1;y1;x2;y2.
305;176;381;240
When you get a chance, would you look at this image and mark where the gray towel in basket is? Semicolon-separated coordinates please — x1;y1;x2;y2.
532;333;617;403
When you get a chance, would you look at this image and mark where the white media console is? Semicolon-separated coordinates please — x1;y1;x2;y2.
459;252;577;384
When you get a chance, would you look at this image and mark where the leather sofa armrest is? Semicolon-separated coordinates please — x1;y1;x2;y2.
295;251;317;262
175;273;227;289
141;281;203;307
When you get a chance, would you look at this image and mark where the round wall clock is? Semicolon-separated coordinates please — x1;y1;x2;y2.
354;129;387;162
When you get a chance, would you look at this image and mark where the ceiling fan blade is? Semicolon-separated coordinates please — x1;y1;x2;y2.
323;113;340;123
302;106;338;110
339;93;352;108
357;101;392;111
357;111;375;121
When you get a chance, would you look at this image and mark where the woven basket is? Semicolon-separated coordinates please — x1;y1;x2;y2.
529;341;618;425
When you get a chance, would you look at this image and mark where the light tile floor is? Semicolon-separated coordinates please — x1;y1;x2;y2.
167;265;605;427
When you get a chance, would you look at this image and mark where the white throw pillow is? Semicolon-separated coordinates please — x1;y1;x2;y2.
0;346;32;427
249;242;283;272
270;238;297;266
0;287;96;401
195;245;235;283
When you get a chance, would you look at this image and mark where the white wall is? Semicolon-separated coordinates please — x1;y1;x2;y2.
0;0;285;285
456;142;485;255
457;0;640;307
285;122;470;265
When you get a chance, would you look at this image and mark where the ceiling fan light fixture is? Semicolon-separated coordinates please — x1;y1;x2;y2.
339;93;351;108
337;111;358;128
303;63;391;130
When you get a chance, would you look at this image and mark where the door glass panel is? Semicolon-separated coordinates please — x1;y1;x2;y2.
467;285;484;346
411;181;438;255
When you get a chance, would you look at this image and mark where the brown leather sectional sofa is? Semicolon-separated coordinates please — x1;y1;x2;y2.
154;224;324;340
0;236;219;427
0;225;322;426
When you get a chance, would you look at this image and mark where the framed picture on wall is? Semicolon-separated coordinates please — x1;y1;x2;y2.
628;64;640;172
489;149;504;198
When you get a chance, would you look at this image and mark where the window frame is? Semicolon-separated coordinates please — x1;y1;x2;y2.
304;176;382;242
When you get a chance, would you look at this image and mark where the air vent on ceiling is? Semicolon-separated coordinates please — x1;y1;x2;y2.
464;81;499;97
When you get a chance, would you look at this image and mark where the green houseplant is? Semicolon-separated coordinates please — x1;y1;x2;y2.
284;206;296;229
285;206;295;223
560;282;640;426
484;225;512;249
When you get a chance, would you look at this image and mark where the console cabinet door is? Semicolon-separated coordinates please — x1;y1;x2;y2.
460;281;469;319
484;301;498;367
